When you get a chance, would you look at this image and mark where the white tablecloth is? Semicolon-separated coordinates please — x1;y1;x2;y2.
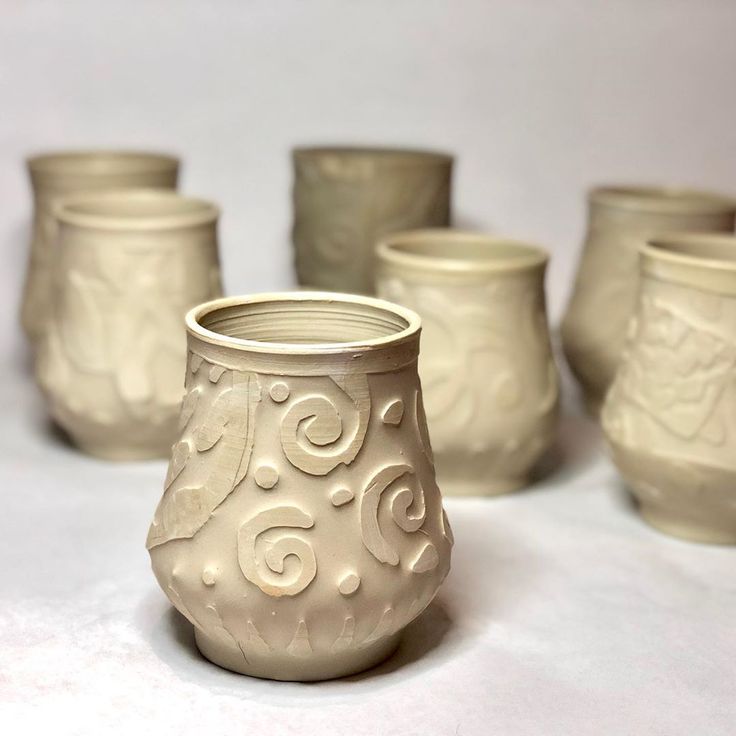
1;364;733;735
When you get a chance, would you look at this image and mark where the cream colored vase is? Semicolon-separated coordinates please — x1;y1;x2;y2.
21;150;179;344
36;190;222;460
292;146;453;295
602;234;736;544
147;292;452;681
561;187;736;413
376;230;559;496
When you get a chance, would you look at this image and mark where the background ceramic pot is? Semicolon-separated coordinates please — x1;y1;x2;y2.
376;230;559;496
292;146;453;295
561;186;736;413
36;189;221;460
602;234;736;544
147;292;452;681
21;150;179;344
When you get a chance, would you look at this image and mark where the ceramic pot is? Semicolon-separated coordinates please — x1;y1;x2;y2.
36;189;222;460
376;230;559;496
602;233;736;544
147;292;453;681
21;150;179;344
561;186;736;413
292;146;453;295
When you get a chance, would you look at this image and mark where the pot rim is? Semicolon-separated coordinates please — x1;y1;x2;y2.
27;149;179;177
292;145;453;167
589;185;736;215
375;228;548;274
187;291;422;355
53;188;219;231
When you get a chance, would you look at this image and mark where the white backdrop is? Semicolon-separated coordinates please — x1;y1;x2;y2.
2;0;736;360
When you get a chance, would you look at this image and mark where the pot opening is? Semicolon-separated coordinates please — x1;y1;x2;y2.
647;234;736;266
197;295;415;346
378;230;547;271
27;151;178;176
591;186;736;214
293;146;452;166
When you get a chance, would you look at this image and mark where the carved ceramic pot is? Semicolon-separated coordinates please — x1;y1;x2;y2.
147;292;452;680
602;234;736;544
292;146;453;295
561;186;736;413
376;230;559;496
21;150;179;344
36;189;222;460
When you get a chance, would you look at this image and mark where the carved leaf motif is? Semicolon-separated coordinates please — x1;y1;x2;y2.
146;367;261;549
280;373;370;476
60;270;110;373
360;464;429;568
237;507;317;597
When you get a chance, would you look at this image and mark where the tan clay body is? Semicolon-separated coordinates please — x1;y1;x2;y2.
292;147;453;295
21;151;179;343
602;234;736;544
36;190;222;460
147;292;452;680
561;187;736;413
376;230;559;496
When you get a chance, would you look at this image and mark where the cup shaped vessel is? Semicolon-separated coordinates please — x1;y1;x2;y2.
376;230;559;496
292;146;453;295
602;234;736;544
21;150;179;343
36;189;222;460
146;292;453;680
561;186;736;413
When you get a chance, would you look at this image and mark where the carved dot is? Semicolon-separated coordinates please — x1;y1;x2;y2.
209;365;226;383
330;488;354;507
255;465;279;489
338;573;361;596
382;399;404;426
269;381;290;402
202;567;217;586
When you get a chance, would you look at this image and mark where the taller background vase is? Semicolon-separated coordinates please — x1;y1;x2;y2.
602;234;736;544
147;293;452;681
292;146;453;295
21;150;179;344
561;186;736;413
36;190;222;460
376;230;559;496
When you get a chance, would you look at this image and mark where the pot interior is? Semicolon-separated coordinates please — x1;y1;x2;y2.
199;297;412;345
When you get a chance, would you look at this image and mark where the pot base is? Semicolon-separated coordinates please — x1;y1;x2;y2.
638;502;736;546
194;628;402;682
437;475;528;497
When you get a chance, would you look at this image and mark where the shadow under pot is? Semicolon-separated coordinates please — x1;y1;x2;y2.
561;186;736;414
292;146;453;295
21;150;180;344
602;233;736;545
146;292;453;681
36;189;222;460
375;229;560;496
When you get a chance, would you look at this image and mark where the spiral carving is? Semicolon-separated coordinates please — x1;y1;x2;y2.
280;373;370;476
237;506;317;597
360;464;429;567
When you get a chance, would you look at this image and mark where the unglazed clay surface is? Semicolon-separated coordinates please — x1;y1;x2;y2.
292;147;452;295
21;151;179;343
376;230;559;496
561;187;736;413
147;293;452;681
36;190;222;460
602;234;736;544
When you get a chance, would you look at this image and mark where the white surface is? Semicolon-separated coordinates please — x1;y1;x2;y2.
2;0;736;358
1;363;734;735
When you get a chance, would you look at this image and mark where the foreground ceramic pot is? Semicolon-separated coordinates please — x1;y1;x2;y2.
36;190;222;460
292;146;453;295
561;186;736;413
147;292;452;680
376;230;559;496
21;150;179;344
602;234;736;544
